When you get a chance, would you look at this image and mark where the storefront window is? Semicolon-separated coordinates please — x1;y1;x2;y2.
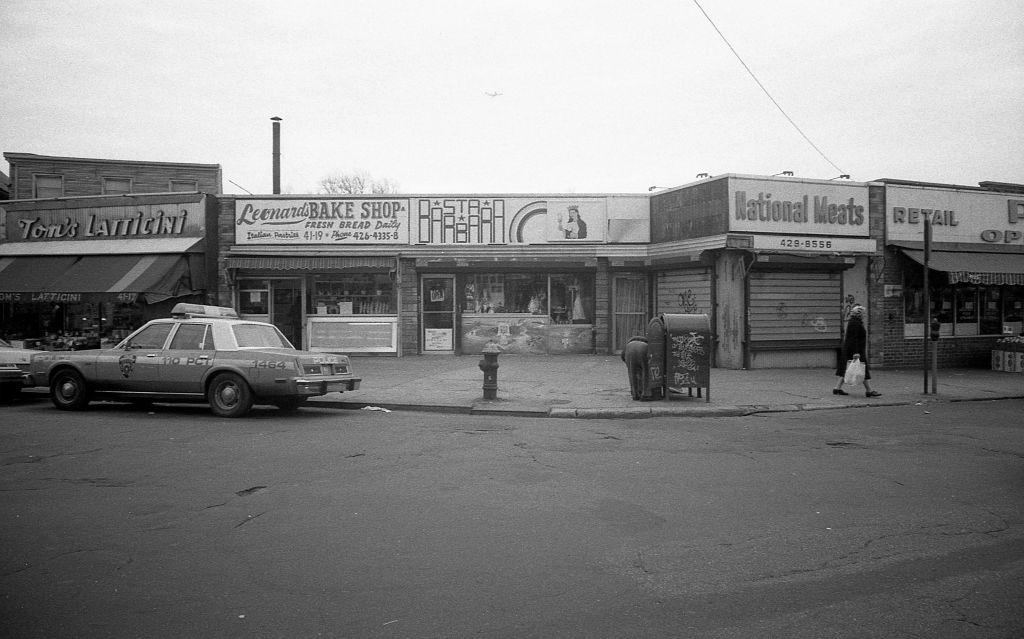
462;273;594;323
463;274;546;314
979;287;1002;335
955;286;978;336
238;280;270;315
550;274;593;324
932;287;954;325
904;285;925;324
903;276;1022;337
0;299;143;348
312;274;394;315
1005;288;1023;334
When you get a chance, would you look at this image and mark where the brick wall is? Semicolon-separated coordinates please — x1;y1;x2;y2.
215;196;236;306
866;184;887;367
398;258;419;354
595;259;610;353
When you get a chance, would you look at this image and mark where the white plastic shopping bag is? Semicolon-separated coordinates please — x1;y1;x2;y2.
844;355;865;386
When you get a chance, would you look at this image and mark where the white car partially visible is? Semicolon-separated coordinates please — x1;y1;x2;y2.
0;338;44;400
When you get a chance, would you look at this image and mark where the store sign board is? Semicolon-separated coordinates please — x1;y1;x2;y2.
886;185;1024;246
729;178;870;237
748;234;876;253
235;199;410;245
0;291;137;303
1;202;204;243
414;197;608;245
234;196;628;246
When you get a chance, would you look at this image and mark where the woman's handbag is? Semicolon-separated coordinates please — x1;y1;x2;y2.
844;355;866;386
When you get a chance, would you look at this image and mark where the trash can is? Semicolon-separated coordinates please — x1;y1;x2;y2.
645;316;667;400
647;313;711;402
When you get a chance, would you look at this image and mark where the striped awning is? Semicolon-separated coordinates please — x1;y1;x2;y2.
224;255;396;271
0;255;78;292
900;249;1024;285
0;254;204;303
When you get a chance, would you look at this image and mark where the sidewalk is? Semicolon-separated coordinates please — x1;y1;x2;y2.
311;355;1024;418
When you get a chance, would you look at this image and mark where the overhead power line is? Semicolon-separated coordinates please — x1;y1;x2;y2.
691;0;846;175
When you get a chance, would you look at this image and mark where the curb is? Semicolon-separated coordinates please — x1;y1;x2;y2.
315;394;1023;419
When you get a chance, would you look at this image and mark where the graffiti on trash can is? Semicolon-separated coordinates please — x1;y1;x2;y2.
671;331;705;386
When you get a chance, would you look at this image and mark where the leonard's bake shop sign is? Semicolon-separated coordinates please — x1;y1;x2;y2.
235;197;612;245
236;199;409;245
2;202;204;242
886;185;1024;246
729;178;869;237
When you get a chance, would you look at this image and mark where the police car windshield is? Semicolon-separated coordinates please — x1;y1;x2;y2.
232;324;292;349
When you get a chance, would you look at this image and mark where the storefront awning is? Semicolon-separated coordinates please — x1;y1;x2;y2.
0;254;205;303
0;255;79;292
900;249;1024;285
224;255;395;271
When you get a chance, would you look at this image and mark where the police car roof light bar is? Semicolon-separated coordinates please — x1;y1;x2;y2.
170;303;240;319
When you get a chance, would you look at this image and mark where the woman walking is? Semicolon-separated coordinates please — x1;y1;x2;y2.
833;305;881;397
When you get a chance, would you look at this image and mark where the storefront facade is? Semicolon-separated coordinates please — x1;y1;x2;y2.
0;193;216;348
219;194;649;355
877;179;1024;367
650;175;880;369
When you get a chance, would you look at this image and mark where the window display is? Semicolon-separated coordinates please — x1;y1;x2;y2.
462;273;593;323
312;274;394;315
980;287;1002;335
904;267;1022;336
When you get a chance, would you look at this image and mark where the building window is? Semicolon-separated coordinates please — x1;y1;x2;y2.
1005;288;1024;335
169;179;198;192
462;273;594;323
102;177;132;194
904;265;1022;336
238;280;270;316
33;174;64;198
312;274;394;315
979;287;1002;335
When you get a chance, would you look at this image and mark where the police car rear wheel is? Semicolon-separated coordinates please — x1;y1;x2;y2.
51;369;91;411
208;373;253;418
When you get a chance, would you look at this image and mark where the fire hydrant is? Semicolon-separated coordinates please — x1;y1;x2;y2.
478;342;501;400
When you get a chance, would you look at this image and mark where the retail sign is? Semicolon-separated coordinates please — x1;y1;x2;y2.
729;177;869;237
414;197;609;245
235;198;411;244
234;196;638;245
1;202;204;242
0;291;137;303
887;186;1024;245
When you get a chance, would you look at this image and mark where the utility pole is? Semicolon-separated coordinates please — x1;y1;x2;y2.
923;217;931;393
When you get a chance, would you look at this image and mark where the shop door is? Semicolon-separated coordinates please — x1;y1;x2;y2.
421;275;456;352
613;275;648;353
271;279;303;348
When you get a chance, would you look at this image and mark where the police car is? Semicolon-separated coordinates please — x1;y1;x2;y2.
28;304;361;418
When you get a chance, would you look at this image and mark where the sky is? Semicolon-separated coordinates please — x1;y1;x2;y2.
1;0;1022;196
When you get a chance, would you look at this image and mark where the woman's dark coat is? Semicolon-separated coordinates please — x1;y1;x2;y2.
835;316;871;380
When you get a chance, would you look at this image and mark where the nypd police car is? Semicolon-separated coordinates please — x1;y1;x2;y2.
28;304;361;418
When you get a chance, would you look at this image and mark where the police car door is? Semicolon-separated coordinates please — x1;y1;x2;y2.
103;322;174;392
161;322;215;395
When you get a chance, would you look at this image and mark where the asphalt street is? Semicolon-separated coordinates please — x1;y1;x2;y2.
1;396;1022;638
